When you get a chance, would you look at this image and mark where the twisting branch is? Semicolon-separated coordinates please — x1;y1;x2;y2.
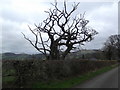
22;1;98;60
28;25;38;47
21;32;45;55
39;31;47;56
64;1;68;15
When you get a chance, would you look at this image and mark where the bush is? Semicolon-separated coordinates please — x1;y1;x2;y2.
2;59;118;88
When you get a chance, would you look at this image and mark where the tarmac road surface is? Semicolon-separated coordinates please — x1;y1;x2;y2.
74;66;119;88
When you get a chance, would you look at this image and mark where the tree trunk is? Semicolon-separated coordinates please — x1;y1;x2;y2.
49;41;60;60
62;44;73;60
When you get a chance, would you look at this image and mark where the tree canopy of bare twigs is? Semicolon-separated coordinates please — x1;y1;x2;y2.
22;1;98;60
103;34;120;60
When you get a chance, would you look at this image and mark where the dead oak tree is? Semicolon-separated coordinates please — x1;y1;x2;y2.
22;1;98;60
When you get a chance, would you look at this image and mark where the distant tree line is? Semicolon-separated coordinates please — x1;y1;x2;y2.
65;34;120;61
102;34;120;60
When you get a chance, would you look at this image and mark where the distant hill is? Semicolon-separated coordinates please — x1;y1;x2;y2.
1;49;104;60
66;49;104;60
1;52;45;60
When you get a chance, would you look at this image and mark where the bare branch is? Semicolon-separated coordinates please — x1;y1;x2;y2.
64;1;68;15
22;1;98;60
22;32;35;47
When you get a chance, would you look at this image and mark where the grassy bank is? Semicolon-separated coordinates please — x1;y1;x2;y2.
33;64;118;88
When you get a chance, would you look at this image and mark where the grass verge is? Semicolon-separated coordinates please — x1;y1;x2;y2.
3;76;15;83
33;64;118;88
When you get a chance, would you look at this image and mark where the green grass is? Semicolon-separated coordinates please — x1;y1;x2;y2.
2;69;16;84
2;76;16;88
3;76;16;83
33;64;118;88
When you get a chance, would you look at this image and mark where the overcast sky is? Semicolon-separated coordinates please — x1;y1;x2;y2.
0;0;119;54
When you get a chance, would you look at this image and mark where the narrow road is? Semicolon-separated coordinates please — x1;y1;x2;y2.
74;67;119;88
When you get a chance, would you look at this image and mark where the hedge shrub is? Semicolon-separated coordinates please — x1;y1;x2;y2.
2;59;118;88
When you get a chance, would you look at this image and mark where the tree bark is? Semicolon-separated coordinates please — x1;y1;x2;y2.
49;41;60;60
62;44;73;60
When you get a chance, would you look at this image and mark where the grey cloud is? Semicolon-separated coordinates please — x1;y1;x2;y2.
118;1;120;34
1;1;118;54
78;2;113;12
83;34;111;49
2;9;28;23
1;20;38;54
2;30;38;54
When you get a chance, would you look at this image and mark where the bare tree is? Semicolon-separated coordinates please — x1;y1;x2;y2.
22;1;98;60
103;35;120;60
